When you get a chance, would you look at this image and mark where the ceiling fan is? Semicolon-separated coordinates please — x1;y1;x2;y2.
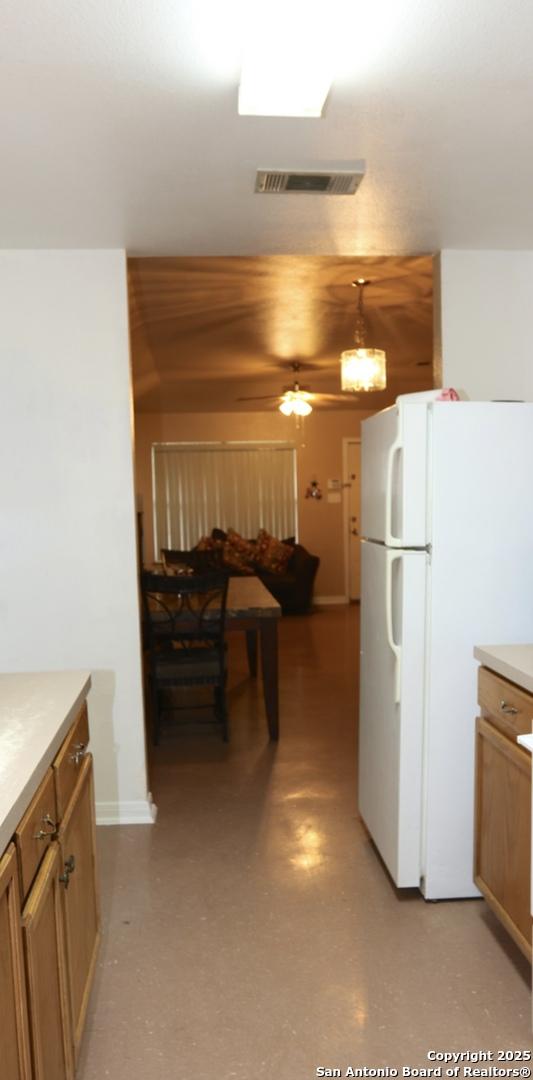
237;362;358;415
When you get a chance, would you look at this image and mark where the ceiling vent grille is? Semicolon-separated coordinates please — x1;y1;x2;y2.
255;167;364;196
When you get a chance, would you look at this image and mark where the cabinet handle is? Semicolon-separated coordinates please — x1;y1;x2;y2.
500;700;519;715
59;854;76;889
34;813;57;841
69;742;87;765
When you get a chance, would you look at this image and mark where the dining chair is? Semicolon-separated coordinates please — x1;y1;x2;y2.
141;569;230;744
161;548;223;572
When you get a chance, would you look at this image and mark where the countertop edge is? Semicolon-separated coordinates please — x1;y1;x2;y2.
474;644;533;696
0;672;91;855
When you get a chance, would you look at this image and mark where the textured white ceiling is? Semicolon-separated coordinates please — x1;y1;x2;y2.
2;1;533;254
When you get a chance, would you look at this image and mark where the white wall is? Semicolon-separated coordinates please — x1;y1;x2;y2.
436;250;533;401
0;250;152;825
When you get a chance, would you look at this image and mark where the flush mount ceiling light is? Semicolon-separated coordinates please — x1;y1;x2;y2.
238;7;333;117
340;279;387;392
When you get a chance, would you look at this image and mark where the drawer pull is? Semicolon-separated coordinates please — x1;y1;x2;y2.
69;742;87;766
34;814;57;841
500;700;519;716
59;854;76;889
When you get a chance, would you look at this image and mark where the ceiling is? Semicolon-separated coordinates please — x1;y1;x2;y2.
129;255;433;412
2;1;533;255
3;2;526;413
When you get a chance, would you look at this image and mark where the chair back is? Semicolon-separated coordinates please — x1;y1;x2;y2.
161;548;223;572
141;570;229;655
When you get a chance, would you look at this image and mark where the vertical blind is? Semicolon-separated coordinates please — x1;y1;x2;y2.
152;442;297;553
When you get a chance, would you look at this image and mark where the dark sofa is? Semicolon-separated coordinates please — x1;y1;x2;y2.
254;542;320;615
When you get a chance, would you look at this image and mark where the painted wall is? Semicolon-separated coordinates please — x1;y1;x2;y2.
436;250;533;401
135;409;374;599
0;250;152;825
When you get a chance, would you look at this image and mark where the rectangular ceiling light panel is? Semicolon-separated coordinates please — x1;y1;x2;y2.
238;70;331;118
238;5;333;117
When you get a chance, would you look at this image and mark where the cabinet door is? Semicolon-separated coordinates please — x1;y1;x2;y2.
22;842;74;1080
0;845;32;1080
58;754;100;1061
475;715;532;960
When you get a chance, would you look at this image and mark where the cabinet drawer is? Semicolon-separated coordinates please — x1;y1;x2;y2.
52;703;90;819
15;770;58;902
478;666;533;739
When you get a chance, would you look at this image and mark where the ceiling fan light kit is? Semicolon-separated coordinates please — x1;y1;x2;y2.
340;279;387;392
278;390;313;417
237;361;360;414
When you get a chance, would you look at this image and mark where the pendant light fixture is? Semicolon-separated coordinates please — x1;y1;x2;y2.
340;279;387;392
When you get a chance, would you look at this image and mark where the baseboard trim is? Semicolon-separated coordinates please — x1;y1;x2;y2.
314;595;349;605
96;793;158;826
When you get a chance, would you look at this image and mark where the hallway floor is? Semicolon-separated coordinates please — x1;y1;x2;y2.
78;606;531;1080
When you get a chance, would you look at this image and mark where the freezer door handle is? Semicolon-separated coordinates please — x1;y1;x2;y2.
385;437;402;546
385;550;402;704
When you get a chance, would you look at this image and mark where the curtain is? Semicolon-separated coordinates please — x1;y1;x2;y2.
152;442;297;553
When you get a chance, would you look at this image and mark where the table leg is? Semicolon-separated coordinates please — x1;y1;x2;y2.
260;620;279;741
245;630;258;677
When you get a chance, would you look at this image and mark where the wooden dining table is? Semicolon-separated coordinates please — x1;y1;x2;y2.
145;569;281;740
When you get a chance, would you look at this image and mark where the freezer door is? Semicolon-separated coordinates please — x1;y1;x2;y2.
358;540;427;887
361;401;428;547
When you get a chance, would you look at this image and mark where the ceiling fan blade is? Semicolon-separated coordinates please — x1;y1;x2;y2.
236;394;281;402
309;392;360;404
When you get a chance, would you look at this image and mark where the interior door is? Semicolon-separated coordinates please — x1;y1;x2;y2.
343;439;361;600
358;539;427;886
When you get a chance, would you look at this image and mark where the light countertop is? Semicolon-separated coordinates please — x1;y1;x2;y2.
474;644;533;696
0;670;91;855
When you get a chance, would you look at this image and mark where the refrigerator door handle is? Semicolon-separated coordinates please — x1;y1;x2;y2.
385;550;402;703
385;437;403;546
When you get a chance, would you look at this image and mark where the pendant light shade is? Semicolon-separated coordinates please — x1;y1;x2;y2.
340;280;387;392
340;347;387;392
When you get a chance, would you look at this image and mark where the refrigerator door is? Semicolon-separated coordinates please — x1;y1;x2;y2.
358;539;427;887
421;400;533;899
361;401;428;547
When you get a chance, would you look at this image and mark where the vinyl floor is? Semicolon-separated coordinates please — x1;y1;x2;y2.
77;605;532;1080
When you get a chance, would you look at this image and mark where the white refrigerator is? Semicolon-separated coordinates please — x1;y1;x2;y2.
358;398;533;900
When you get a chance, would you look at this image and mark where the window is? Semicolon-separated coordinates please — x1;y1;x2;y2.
152;441;297;553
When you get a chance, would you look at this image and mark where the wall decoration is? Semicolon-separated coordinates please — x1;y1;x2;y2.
305;480;323;500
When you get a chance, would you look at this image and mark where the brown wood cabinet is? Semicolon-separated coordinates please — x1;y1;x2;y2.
0;694;99;1077
58;756;100;1060
475;665;532;960
0;844;32;1080
22;844;74;1080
